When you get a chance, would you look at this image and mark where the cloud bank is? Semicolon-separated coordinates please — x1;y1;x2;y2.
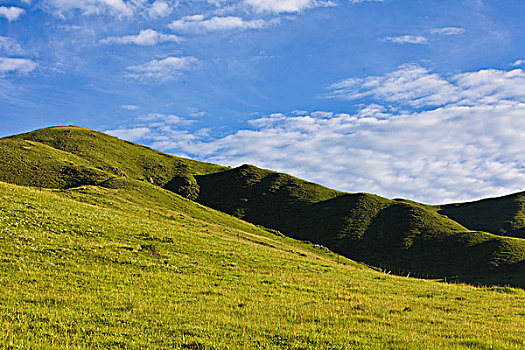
327;64;525;107
109;65;525;204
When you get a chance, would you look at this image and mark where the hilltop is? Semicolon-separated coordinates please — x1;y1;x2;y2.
3;126;225;193
1;126;525;287
440;192;525;239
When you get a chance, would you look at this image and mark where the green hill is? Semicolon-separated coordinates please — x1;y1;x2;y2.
195;165;525;285
440;192;525;239
1;126;525;288
6;126;225;200
1;181;524;349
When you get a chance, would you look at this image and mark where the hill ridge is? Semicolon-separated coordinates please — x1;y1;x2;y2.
1;125;524;287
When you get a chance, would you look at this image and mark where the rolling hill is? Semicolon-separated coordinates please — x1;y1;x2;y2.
2;178;524;349
1;126;525;348
440;192;525;239
1;126;525;288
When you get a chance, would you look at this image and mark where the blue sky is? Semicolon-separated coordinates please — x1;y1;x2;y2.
1;0;525;204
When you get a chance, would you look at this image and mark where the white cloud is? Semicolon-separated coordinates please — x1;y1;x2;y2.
0;57;37;75
42;0;179;17
383;35;428;44
451;69;525;106
243;0;335;13
327;64;525;107
512;59;525;67
100;29;181;46
148;0;172;18
122;104;139;110
44;0;133;16
114;65;525;204
187;107;207;118
384;28;463;45
0;6;25;21
431;27;465;36
137;113;194;126
105;127;151;141
125;56;199;82
0;36;24;55
327;64;460;107
106;113;196;153
169;15;275;32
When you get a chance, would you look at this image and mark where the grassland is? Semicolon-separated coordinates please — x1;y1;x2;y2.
1;126;525;287
1;181;525;349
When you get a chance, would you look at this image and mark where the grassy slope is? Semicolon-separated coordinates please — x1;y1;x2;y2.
440;192;525;239
0;138;108;188
1;181;525;349
8;126;225;199
195;165;525;285
2;126;525;287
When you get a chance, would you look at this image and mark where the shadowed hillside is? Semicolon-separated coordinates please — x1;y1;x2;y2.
195;165;525;285
1;126;524;287
440;192;525;239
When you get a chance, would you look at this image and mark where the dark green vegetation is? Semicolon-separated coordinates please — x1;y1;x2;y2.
1;126;525;290
440;192;525;238
195;166;525;287
1;126;525;348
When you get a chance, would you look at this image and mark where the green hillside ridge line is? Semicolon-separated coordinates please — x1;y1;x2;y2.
1;125;524;287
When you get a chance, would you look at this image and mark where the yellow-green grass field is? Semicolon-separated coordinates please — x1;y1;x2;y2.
1;181;524;349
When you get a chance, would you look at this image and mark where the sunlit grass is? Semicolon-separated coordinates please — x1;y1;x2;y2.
1;181;524;349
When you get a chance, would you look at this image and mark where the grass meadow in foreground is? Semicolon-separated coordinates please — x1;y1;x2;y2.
0;181;524;349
